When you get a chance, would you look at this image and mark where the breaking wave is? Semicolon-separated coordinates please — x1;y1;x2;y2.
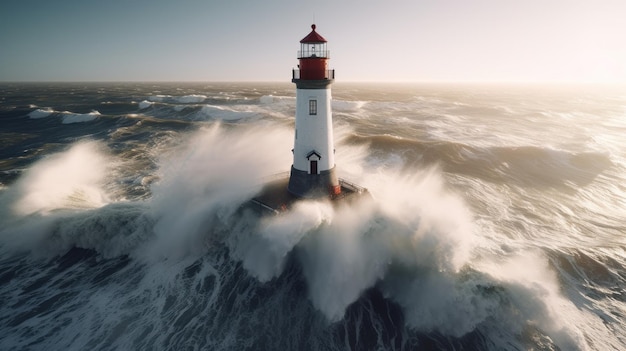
61;110;101;124
138;100;154;109
28;108;54;119
0;123;593;350
27;108;101;124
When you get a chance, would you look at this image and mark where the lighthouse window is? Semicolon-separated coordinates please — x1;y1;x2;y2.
309;100;317;115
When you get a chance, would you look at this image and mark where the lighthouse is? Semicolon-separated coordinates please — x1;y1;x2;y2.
288;24;340;198
247;24;366;215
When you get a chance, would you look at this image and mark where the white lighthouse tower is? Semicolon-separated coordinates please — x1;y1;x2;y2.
288;24;341;198
248;24;366;214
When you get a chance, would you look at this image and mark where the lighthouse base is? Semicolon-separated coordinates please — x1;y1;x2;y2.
287;166;340;198
246;174;368;216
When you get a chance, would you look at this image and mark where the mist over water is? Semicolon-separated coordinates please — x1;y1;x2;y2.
0;82;625;350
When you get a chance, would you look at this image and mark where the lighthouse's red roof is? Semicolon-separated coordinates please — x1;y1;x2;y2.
300;24;327;43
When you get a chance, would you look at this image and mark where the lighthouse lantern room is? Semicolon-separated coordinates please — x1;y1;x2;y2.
288;24;340;198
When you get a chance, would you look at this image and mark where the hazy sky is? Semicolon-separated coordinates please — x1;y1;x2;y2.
1;0;624;83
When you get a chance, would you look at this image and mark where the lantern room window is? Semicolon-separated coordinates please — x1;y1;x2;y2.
299;42;328;58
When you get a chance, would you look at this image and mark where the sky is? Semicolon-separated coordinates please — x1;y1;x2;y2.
1;0;625;83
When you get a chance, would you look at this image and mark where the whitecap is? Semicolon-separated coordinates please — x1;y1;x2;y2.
138;100;154;109
61;110;101;124
28;108;54;119
175;94;207;103
148;94;170;102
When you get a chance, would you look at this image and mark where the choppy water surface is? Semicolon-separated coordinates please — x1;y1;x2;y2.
0;82;625;350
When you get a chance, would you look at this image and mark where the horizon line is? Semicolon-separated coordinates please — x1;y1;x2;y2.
1;80;625;86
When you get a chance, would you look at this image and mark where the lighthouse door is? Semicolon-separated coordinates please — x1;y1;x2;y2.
310;160;318;174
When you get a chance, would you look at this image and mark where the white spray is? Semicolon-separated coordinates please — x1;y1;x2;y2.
0;123;591;350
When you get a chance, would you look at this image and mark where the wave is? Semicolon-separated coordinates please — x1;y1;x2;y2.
196;104;260;121
176;94;207;103
28;108;54;119
0;141;112;219
153;127;589;348
332;99;367;112
230;167;582;348
259;95;295;105
61;110;101;124
27;108;101;124
138;100;154;109
345;133;614;188
148;94;207;104
148;94;171;102
136;100;263;122
481;145;614;188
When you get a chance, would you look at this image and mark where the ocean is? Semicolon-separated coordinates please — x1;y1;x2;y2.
0;82;624;350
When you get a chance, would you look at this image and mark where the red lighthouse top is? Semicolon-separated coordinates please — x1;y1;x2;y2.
300;24;327;43
293;24;334;81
